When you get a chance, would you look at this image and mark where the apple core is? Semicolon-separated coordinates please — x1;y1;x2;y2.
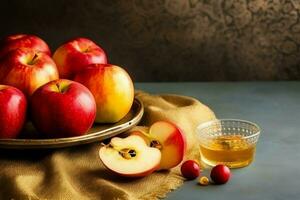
119;148;137;159
150;140;162;150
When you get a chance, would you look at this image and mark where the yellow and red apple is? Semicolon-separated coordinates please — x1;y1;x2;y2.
0;34;51;58
30;79;96;138
0;85;27;139
99;135;161;178
74;64;134;123
0;48;59;97
53;37;107;79
131;121;186;170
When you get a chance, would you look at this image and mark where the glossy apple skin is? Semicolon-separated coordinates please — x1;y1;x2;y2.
0;48;59;97
155;122;186;170
156;121;186;170
0;34;51;58
74;64;134;123
53;37;107;79
30;79;96;138
0;85;27;139
132;121;186;170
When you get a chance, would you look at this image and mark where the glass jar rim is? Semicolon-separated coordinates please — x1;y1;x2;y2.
196;118;261;140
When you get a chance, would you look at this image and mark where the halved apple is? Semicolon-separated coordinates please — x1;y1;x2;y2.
99;135;161;178
131;121;186;170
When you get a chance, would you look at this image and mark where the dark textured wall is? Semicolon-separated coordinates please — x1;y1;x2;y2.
0;0;300;81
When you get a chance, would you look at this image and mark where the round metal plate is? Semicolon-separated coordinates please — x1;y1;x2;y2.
0;98;143;149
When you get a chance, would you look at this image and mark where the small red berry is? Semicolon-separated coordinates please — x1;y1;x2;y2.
210;164;231;184
181;160;200;180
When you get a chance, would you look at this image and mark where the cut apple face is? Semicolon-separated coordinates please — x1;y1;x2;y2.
131;121;186;170
99;135;161;178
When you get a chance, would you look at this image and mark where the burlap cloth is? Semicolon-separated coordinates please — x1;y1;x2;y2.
0;91;216;200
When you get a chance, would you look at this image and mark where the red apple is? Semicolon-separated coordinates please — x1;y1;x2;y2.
99;135;161;178
53;37;107;79
131;121;186;170
0;34;51;58
0;48;59;97
30;79;96;138
0;85;27;139
74;64;134;123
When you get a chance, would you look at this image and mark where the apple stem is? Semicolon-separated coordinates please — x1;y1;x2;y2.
55;83;69;93
28;54;38;65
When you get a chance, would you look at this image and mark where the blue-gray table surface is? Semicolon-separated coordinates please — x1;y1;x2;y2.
135;82;300;200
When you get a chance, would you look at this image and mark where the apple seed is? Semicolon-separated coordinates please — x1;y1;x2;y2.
119;148;137;159
150;140;162;150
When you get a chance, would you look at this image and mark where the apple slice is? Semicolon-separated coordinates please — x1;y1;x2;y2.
99;135;161;178
131;121;186;170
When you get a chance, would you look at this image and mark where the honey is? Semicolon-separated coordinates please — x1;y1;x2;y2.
200;135;255;168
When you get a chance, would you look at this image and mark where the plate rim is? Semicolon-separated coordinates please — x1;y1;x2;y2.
0;98;144;149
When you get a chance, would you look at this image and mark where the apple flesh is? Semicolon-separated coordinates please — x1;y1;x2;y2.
0;34;51;58
99;135;161;178
131;121;186;170
0;48;59;97
0;85;27;139
53;37;107;79
30;79;96;138
74;64;134;123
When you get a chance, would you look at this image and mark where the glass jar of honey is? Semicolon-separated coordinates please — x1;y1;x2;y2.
197;119;261;168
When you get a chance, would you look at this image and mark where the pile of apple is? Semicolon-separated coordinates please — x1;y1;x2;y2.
0;34;189;179
0;35;232;184
0;34;134;138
